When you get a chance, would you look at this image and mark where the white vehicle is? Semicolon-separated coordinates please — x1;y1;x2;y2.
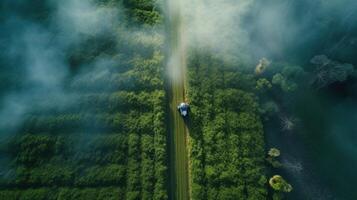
177;102;189;117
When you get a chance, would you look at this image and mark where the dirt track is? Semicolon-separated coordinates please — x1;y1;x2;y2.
166;0;190;198
168;73;189;200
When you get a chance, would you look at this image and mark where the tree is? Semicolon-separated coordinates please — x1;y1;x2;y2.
266;148;282;168
255;58;271;75
269;175;293;192
255;78;272;91
311;55;355;89
268;148;280;157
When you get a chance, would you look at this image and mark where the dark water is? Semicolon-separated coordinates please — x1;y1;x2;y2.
253;1;357;199
265;79;357;200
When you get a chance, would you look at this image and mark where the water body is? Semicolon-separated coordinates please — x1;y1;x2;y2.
265;79;357;200
249;1;357;199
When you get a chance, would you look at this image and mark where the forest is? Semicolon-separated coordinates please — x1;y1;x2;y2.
187;53;267;200
1;0;357;200
0;0;168;199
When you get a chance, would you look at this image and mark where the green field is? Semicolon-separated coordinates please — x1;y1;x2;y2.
0;0;169;199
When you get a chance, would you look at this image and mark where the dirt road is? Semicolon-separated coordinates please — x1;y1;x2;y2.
167;74;190;200
166;0;190;199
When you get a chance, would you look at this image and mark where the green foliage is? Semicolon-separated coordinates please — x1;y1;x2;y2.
0;187;125;200
268;148;280;157
272;73;297;92
269;175;293;193
266;147;282;170
311;55;355;88
256;78;272;91
259;101;279;120
271;65;305;93
272;192;284;200
0;1;168;198
132;9;162;25
76;165;126;186
19;188;50;200
187;53;267;199
266;157;283;168
14;135;55;166
123;0;163;25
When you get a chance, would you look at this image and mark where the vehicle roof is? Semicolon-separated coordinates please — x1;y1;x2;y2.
180;102;188;107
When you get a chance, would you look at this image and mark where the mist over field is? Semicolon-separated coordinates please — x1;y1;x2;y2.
0;1;108;134
179;0;357;65
0;0;357;199
0;0;164;136
0;0;168;199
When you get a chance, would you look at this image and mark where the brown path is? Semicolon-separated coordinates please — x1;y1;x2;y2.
166;0;190;199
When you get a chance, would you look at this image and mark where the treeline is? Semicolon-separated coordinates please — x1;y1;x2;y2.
0;0;168;199
187;53;267;199
93;0;162;25
0;187;125;200
121;0;162;25
28;90;165;116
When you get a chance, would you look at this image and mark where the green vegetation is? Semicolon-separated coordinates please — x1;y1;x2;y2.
187;53;267;199
266;148;282;169
1;0;357;199
268;148;280;157
0;0;168;199
269;175;292;193
0;56;168;200
122;0;163;25
0;0;295;199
